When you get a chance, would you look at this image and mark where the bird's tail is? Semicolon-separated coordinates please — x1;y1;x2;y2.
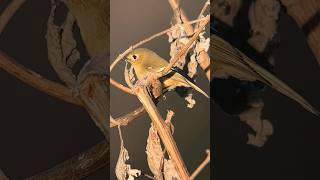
185;79;210;98
212;34;319;117
238;50;320;117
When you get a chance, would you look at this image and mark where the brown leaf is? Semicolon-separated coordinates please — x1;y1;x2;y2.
146;123;164;179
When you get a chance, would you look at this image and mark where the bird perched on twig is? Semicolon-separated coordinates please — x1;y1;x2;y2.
211;34;319;117
126;48;209;98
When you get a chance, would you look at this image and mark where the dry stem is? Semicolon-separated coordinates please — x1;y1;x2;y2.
0;52;82;105
189;150;211;180
0;0;26;35
134;86;189;180
110;106;145;128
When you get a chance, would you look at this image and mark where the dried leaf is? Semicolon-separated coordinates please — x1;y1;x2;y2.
163;159;180;180
165;110;175;134
239;103;274;147
116;126;141;180
146;123;164;179
185;93;196;108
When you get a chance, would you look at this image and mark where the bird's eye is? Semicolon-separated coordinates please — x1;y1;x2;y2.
132;54;138;60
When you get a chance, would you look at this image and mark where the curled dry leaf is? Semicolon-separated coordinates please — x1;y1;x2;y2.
163;159;180;180
165;110;175;134
248;0;280;52
168;7;189;69
185;93;196;108
116;126;141;180
239;102;274;147
146;123;164;179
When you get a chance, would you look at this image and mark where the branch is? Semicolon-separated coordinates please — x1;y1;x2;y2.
26;141;108;180
110;106;145;128
0;0;81;106
0;0;26;36
168;0;194;35
189;150;210;180
0;52;82;106
168;0;211;81
134;86;189;180
160;16;210;77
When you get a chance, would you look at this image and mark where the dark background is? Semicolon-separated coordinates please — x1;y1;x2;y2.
0;0;106;179
213;12;320;180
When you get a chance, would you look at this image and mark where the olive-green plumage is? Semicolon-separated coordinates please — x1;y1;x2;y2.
67;0;109;57
211;34;319;116
126;48;209;98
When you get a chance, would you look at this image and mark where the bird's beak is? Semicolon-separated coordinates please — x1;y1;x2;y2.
125;58;131;63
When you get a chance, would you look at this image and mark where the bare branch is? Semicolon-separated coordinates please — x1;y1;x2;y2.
168;0;211;81
168;0;194;35
0;52;82;105
189;150;210;180
160;16;210;77
110;106;145;128
134;86;189;180
0;0;26;35
26;141;108;180
110;78;134;95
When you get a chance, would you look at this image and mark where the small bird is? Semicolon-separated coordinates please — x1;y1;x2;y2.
211;34;320;116
126;48;209;98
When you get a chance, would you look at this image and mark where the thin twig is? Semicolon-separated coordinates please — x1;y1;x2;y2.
160;16;210;76
0;0;26;35
110;106;145;128
168;0;211;81
197;0;210;21
110;78;134;95
168;0;194;35
189;150;210;180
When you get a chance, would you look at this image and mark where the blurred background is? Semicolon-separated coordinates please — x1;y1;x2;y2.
110;0;210;179
0;0;106;179
213;11;320;180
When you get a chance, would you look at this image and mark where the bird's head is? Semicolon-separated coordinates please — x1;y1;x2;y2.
125;48;154;66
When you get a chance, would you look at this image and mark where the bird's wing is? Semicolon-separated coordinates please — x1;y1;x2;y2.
170;68;209;98
211;34;319;116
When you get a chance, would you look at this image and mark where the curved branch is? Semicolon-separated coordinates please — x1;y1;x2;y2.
0;0;26;36
0;52;82;105
110;106;145;128
26;140;108;180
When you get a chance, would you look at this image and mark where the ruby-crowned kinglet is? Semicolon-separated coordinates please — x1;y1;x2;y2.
126;48;209;98
211;34;319;116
